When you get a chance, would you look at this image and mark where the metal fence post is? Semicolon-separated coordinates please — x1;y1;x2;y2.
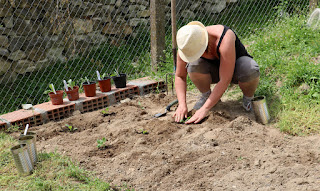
150;0;166;71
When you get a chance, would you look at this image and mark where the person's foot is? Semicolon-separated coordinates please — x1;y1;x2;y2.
193;90;211;110
242;95;253;111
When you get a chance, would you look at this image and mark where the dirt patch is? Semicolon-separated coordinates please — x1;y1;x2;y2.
14;92;320;190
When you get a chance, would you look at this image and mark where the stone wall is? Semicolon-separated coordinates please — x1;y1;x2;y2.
0;0;236;83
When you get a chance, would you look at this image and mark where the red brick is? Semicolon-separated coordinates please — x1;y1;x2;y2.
34;101;75;121
112;85;139;102
79;93;109;113
128;77;166;95
0;109;42;128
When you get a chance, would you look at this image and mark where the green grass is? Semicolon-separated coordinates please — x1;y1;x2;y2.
243;14;320;135
0;132;133;191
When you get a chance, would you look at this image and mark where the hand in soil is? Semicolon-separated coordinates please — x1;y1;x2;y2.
185;107;209;124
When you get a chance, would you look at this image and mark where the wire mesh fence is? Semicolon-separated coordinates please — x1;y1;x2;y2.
0;0;312;114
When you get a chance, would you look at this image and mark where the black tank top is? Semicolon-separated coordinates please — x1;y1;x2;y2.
216;25;252;60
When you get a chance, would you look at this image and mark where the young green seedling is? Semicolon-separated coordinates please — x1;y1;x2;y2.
136;129;148;134
101;73;108;79
49;83;56;94
138;102;145;110
180;116;192;123
65;124;77;132
67;79;76;89
97;137;107;149
101;107;109;115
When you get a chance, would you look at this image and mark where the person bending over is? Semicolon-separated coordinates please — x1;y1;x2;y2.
173;21;260;124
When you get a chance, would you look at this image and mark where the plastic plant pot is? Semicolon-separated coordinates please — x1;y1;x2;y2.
48;90;64;105
19;135;38;166
98;77;111;92
83;81;96;97
112;73;127;88
11;144;33;176
65;85;80;101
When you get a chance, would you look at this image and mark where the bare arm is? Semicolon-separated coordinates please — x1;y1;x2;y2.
186;30;236;124
202;30;236;110
173;53;188;122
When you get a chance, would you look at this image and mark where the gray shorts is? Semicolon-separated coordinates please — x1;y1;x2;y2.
187;56;260;84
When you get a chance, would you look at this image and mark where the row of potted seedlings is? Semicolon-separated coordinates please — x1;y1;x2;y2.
48;71;127;105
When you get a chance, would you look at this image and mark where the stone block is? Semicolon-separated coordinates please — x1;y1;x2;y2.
8;50;26;61
13;60;36;74
0;48;9;57
0;57;11;76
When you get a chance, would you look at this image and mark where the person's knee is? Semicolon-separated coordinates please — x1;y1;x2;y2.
235;56;260;83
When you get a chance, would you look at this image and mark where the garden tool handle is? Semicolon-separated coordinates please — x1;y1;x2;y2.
166;99;178;112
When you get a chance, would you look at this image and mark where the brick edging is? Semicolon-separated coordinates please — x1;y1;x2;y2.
0;77;166;130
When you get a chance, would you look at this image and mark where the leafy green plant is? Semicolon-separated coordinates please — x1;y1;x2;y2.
67;79;76;89
43;83;57;94
101;107;109;115
101;73;109;79
97;138;107;149
65;124;77;132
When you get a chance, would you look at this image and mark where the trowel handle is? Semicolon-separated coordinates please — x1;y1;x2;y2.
166;99;178;111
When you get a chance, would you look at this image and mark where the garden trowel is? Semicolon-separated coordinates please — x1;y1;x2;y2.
154;99;178;118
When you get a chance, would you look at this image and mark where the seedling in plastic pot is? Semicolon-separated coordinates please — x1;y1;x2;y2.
43;83;57;94
65;124;77;132
101;73;109;79
97;137;107;149
49;84;56;94
45;83;64;105
67;79;76;89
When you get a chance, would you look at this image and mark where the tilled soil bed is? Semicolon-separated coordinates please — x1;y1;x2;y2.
17;93;320;191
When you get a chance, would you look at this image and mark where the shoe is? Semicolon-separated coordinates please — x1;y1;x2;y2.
193;90;211;110
242;96;253;111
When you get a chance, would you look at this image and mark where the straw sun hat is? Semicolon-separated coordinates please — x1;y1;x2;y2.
177;21;208;63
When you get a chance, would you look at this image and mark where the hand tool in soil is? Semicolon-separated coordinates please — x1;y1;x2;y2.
154;99;178;118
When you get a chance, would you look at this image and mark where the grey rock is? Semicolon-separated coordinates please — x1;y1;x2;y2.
46;47;66;62
138;10;150;18
0;47;9;57
73;19;93;34
8;50;26;61
0;5;12;17
3;17;14;28
181;10;195;19
129;18;148;27
8;36;25;52
0;57;11;76
13;59;36;74
0;35;9;48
